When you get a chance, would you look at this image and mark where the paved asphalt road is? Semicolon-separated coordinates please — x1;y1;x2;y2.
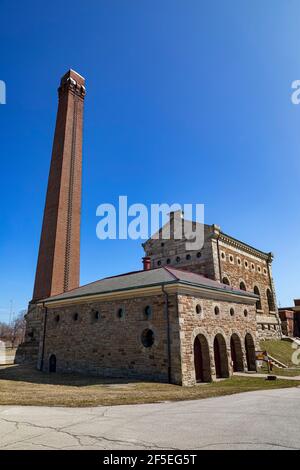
0;387;299;450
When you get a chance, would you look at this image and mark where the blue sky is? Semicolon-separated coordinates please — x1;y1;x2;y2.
0;0;299;322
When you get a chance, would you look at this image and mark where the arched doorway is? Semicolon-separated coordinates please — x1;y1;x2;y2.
49;354;56;373
230;334;244;372
193;334;212;383
213;334;229;378
245;334;256;371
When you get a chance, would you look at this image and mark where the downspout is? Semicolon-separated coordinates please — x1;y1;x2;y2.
39;302;48;371
162;285;172;384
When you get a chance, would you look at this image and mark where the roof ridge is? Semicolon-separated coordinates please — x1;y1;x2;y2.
103;266;164;280
163;266;180;281
164;265;209;280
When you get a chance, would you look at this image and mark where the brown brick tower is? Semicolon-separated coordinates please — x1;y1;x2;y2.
32;70;86;301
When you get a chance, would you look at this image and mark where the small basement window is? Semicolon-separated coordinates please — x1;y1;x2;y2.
73;313;79;321
230;308;235;316
214;306;220;315
55;314;60;323
92;310;100;321
117;308;125;319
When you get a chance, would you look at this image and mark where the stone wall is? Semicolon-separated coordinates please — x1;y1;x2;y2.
15;303;43;364
177;294;258;386
143;223;219;280
217;240;281;339
39;293;183;384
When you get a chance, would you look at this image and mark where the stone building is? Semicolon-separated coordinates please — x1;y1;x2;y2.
143;211;281;340
17;69;281;385
22;267;258;386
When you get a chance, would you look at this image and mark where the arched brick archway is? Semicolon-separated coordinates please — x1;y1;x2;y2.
230;334;244;372
193;334;212;383
213;334;229;378
245;333;256;371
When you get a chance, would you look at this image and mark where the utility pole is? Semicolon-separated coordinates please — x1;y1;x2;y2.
9;300;13;325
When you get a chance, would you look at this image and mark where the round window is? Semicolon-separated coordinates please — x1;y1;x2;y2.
186;254;191;260
141;329;154;348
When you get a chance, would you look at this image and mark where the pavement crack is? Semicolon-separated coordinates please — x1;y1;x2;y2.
0;415;175;450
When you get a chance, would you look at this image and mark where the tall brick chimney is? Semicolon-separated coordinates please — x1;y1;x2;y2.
32;70;86;301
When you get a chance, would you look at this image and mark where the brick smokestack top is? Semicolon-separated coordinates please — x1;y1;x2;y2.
142;256;151;271
32;70;86;301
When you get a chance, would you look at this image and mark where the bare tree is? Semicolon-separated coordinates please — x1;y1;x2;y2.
0;310;27;347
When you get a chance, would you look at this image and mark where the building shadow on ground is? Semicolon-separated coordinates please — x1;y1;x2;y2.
0;364;142;388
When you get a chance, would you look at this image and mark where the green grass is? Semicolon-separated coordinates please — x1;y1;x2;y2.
258;363;300;377
260;339;299;367
0;364;298;407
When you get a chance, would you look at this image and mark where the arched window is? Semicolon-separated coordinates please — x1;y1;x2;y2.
239;281;246;291
144;305;152;319
117;307;125;319
267;288;275;312
253;286;262;310
222;277;230;286
195;304;202;314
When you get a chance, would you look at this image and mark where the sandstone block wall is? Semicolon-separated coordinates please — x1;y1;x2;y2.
177;294;257;386
217;241;281;339
39;293;183;384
